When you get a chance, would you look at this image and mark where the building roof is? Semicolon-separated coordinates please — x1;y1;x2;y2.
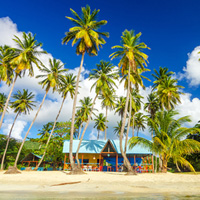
21;152;42;162
63;139;152;155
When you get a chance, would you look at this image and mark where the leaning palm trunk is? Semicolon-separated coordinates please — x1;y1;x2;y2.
76;94;98;169
155;154;157;173
69;53;85;171
1;111;19;170
35;96;66;170
0;75;17;130
151;130;155;173
14;90;48;168
120;64;135;174
78;122;83;140
132;115;135;137
175;161;181;172
124;94;132;154
97;130;100;140
159;156;162;172
104;106;108;140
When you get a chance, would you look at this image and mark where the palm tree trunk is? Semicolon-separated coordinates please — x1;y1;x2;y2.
69;53;85;171
159;156;162;172
137;130;139;137
78;122;83;140
97;130;100;140
14;90;48;168
162;157;168;173
151;130;155;173
119;63;135;174
132;115;135;137
124;93;132;154
104;106;108;140
0;75;17;129
1;111;19;170
175;161;181;172
76;93;98;169
35;96;66;170
155;154;157;173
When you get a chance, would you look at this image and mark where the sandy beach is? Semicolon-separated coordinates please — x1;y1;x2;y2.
0;171;200;199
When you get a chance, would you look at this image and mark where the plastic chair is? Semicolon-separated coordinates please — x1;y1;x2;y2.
21;167;26;171
47;168;53;171
82;165;88;171
88;166;92;171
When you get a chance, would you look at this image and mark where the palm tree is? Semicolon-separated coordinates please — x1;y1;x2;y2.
0;45;14;85
100;91;116;139
121;67;148;154
35;74;76;170
1;89;35;170
77;97;94;122
134;112;146;136
94;113;107;140
152;67;174;90
37;122;53;140
62;5;108;172
75;109;83;139
13;58;67;169
75;61;118;169
130;90;143;137
144;92;160;172
110;30;149;174
113;121;127;138
0;93;7;114
76;97;98;140
124;90;143;154
0;33;46;130
129;110;200;173
157;76;184;110
95;61;118;140
115;96;126;121
144;93;159;122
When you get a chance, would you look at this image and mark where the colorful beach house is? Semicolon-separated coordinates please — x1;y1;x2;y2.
63;139;153;172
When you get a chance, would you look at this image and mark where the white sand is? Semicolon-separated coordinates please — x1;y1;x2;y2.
0;171;200;198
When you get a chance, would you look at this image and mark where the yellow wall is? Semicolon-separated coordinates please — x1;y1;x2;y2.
78;153;99;164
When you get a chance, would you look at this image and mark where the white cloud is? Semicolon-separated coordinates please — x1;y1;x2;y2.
179;46;200;86
2;119;27;140
176;93;200;127
0;17;23;47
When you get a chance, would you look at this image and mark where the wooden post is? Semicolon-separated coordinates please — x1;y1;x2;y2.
82;154;84;167
99;154;101;171
134;155;136;173
141;157;143;173
146;157;148;172
116;153;118;172
36;161;38;167
151;154;154;173
63;153;67;170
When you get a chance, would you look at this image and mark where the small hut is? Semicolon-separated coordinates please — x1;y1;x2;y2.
21;153;42;167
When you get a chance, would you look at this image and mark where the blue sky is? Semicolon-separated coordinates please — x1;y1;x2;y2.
0;0;200;140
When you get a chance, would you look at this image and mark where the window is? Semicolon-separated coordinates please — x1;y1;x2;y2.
83;159;89;164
